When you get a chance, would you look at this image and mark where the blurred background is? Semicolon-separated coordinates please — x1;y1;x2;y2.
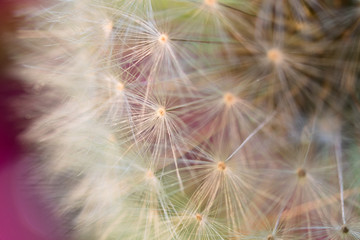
0;0;64;239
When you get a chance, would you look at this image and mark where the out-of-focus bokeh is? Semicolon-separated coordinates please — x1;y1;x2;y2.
0;1;64;239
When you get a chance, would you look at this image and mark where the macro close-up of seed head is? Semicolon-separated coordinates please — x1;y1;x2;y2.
1;0;360;239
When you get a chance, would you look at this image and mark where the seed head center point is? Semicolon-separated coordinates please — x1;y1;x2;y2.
156;107;166;117
267;235;275;240
217;161;226;171
159;34;168;44
116;82;124;91
146;170;155;179
342;225;349;234
204;0;216;7
267;48;283;64
196;213;203;222
297;168;306;178
224;92;236;106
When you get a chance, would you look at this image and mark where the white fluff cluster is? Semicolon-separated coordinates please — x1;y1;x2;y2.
14;0;360;239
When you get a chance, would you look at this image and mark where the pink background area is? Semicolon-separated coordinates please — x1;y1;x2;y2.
0;77;65;240
0;1;66;239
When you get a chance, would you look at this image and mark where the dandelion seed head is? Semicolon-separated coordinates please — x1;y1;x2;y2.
223;92;236;106
156;107;166;118
217;161;226;171
296;168;306;178
16;1;359;239
267;48;284;65
158;34;168;44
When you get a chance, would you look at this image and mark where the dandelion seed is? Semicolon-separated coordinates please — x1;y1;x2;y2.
176;120;272;233
238;0;335;112
303;209;360;240
108;11;194;85
182;72;267;147
256;131;340;232
172;205;230;239
88;72;137;126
